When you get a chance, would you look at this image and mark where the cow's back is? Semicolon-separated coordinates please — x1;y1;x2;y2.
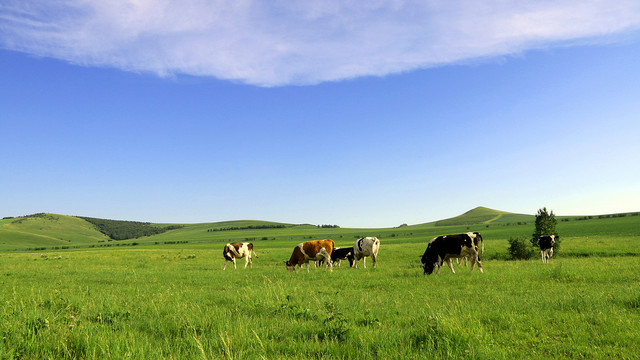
354;237;379;256
302;239;334;258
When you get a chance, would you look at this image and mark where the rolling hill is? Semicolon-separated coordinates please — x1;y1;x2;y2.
1;207;637;251
0;213;109;249
432;206;534;226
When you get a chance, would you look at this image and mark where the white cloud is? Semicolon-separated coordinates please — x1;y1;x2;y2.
2;0;640;86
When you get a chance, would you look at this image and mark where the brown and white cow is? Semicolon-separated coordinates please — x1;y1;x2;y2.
223;242;257;270
420;233;483;275
285;239;335;272
352;237;380;268
537;235;557;263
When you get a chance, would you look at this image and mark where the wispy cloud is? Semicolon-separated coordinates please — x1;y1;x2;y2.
2;0;640;86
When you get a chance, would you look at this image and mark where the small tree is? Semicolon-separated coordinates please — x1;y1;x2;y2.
507;236;535;260
531;207;560;250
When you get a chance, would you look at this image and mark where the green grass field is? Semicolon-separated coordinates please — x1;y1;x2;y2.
1;208;639;359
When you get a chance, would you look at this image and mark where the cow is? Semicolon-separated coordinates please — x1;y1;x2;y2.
420;233;484;275
324;246;354;267
352;237;380;268
223;242;257;270
286;239;335;272
537;235;557;263
456;232;485;267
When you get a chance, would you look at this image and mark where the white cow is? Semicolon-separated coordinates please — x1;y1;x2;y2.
352;237;380;268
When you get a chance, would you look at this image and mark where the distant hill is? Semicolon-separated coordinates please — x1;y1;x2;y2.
1;208;637;251
433;207;533;226
0;214;297;250
0;213;109;249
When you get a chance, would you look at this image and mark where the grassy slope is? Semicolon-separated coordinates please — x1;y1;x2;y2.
1;247;638;359
1;209;639;358
433;206;532;226
2;209;639;258
0;214;109;250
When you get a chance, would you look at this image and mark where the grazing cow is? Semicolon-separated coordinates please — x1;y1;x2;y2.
456;232;485;267
223;242;257;270
286;239;335;272
537;235;557;263
420;233;484;275
352;237;380;268
329;247;355;267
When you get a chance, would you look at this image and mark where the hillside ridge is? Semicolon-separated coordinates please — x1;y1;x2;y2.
2;208;639;250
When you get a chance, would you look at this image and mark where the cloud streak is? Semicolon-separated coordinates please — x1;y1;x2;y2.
2;0;640;86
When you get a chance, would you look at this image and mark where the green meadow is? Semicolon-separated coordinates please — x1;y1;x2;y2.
1;208;639;359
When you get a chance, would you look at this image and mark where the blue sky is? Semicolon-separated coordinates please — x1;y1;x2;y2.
2;1;640;227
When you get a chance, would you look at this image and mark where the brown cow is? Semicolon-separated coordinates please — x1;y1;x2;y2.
223;242;257;270
285;239;335;272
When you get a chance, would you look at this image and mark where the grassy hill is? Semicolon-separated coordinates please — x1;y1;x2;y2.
0;213;109;250
1;208;638;253
0;215;306;251
432;206;533;226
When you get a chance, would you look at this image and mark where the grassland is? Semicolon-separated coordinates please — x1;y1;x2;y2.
1;208;639;359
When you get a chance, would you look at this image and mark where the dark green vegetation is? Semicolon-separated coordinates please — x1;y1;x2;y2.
1;207;639;358
79;216;183;240
507;236;535;260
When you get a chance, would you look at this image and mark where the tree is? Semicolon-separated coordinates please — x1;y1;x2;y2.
507;236;535;260
531;207;560;250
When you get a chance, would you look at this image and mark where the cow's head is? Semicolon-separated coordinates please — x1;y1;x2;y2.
285;261;295;272
420;254;435;275
346;252;355;267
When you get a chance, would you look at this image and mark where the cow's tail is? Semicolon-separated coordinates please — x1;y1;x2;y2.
480;236;484;255
252;249;259;258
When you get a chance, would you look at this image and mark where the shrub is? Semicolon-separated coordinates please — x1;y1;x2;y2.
508;236;535;260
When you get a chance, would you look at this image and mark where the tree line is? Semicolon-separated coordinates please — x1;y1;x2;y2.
207;224;287;232
79;217;182;240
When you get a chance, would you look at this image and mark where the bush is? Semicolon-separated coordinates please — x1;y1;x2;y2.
508;236;535;260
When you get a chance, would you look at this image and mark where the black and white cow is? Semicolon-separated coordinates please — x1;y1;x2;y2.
456;232;485;267
353;237;380;268
420;233;484;275
537;235;557;263
330;247;355;267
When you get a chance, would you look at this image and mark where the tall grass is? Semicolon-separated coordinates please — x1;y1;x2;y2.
1;242;639;359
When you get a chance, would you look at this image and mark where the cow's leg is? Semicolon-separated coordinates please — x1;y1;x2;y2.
371;253;377;268
232;258;237;270
244;256;250;269
363;257;367;269
474;255;483;273
446;258;456;274
549;249;554;263
223;259;228;270
248;255;253;268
